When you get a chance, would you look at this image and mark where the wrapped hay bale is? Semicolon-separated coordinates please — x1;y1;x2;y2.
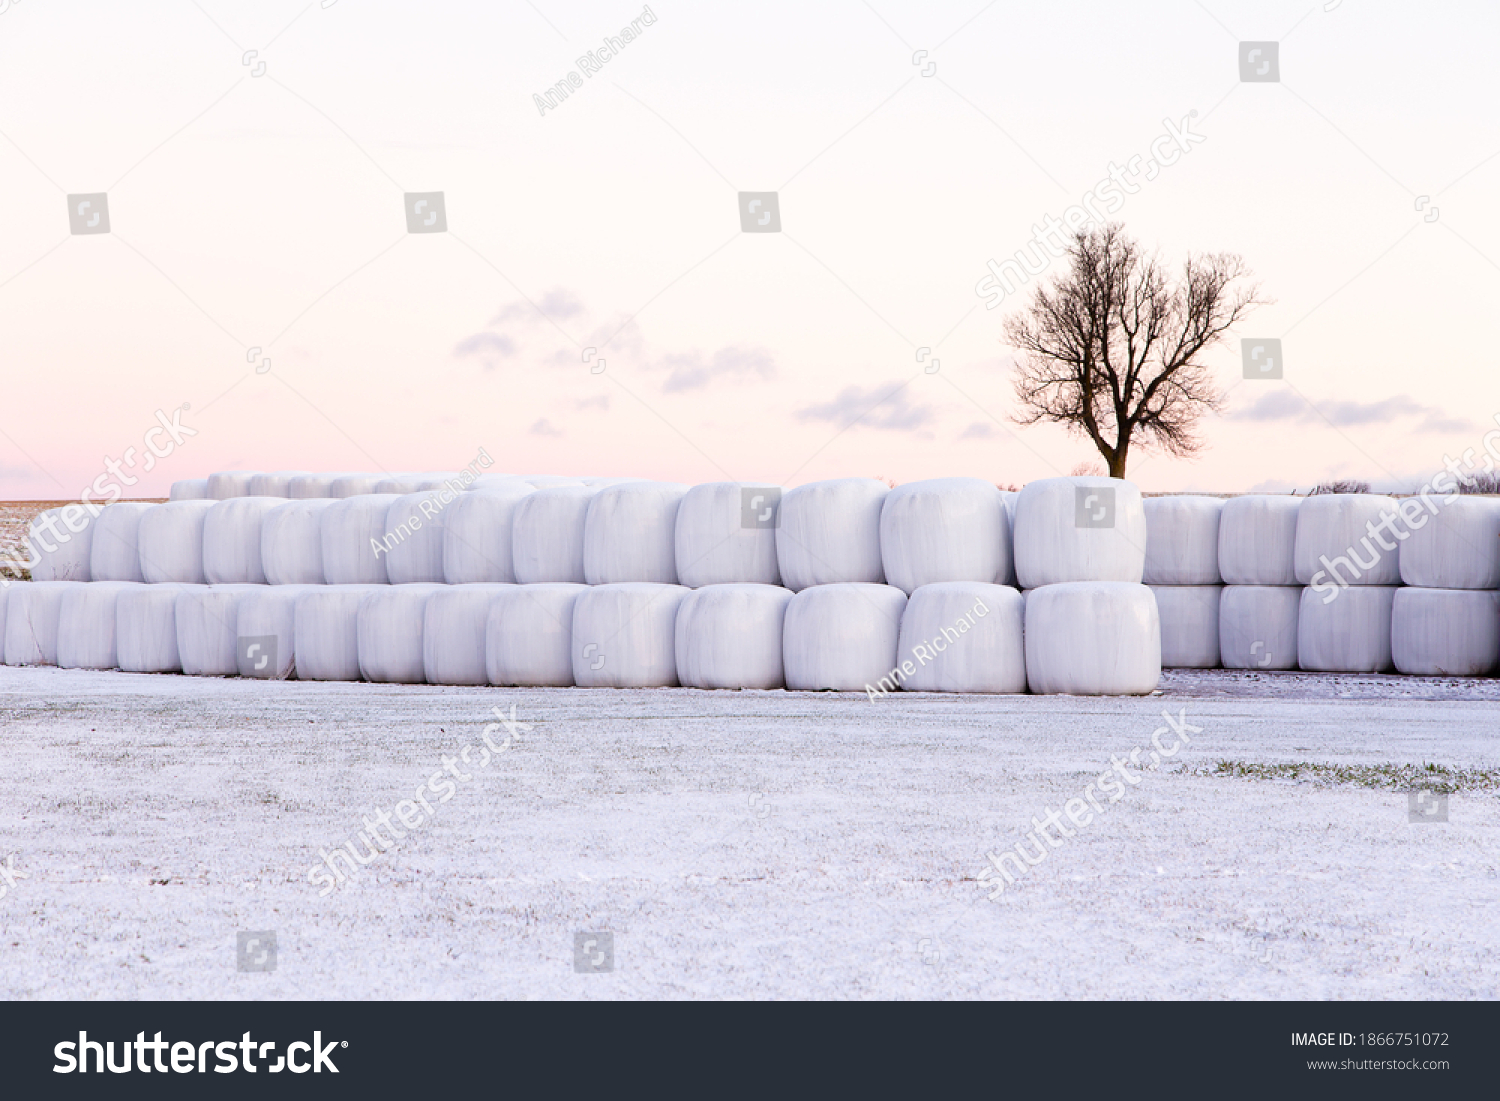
1218;495;1303;585
443;483;533;584
674;583;794;689
1147;584;1222;668
235;585;312;679
579;476;645;488
207;471;260;499
486;583;588;687
248;471;309;497
673;482;783;588
423;583;513;685
117;583;195;673
1024;582;1160;695
775;478;889;592
1143;496;1223;585
895;581;1024;694
512;486;598;584
287;473;344;499
261;499;335;585
321;494;399;584
571;583;690;687
57;580;138;669
294;585;383;681
89;502;154;582
880;478;1010;594
782;582;907;691
1297;584;1396;673
1013;477;1146;589
137;501;215;584
203;497;284;584
175;584;263;675
998;491;1018;587
28;506;95;582
383;491;453;584
1218;585;1301;670
523;475;586;488
1293;493;1402;588
329;474;386;498
169;478;210;501
467;472;522;491
1391;587;1500;676
357;583;446;683
1398;496;1500;590
4;581;73;666
583;481;690;585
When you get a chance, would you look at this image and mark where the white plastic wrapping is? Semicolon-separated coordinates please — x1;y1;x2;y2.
1297;584;1396;673
357;583;446;683
423;584;513;685
579;476;644;488
169;479;210;501
1391;587;1500;676
330;474;385;498
1147;584;1222;668
1218;495;1302;585
89;502;153;582
235;585;312;679
571;583;690;687
294;585;383;681
321;494;398;584
583;481;690;585
248;471;309;497
261;499;335;585
512;486;598;584
57;581;137;670
1024;582;1160;695
175;584;263;675
674;583;794;689
524;475;586;488
1397;496;1500;590
782;583;907;691
0;585;7;653
443;484;533;584
1013;477;1147;589
382;491;455;584
117;583;195;673
880;478;1010;594
1218;585;1301;670
27;506;94;582
375;474;459;495
895;582;1025;693
137;501;215;584
203;497;284;584
485;583;588;687
4;581;72;666
467;473;521;492
1293;494;1402;587
999;491;1018;587
673;482;783;589
776;479;889;592
207;471;261;499
1143;496;1223;585
288;473;344;499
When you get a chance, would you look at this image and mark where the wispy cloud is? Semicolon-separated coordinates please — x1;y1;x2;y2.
529;419;563;437
795;382;936;435
659;345;775;392
959;421;996;440
1229;391;1475;432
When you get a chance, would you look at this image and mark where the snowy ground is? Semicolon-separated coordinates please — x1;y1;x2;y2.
1;665;1497;1000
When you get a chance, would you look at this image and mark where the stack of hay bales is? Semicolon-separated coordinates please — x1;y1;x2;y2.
1293;494;1401;673
1217;495;1303;670
1392;496;1500;675
1143;496;1223;669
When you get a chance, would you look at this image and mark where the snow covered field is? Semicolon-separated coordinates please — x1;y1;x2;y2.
1;666;1497;1000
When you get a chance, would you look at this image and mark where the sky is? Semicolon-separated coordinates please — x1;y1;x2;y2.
0;0;1496;499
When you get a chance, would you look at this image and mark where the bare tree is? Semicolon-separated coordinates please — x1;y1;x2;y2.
1006;224;1262;478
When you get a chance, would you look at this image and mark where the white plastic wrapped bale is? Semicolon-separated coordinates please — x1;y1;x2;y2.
1397;496;1500;590
203;497;284;584
294;586;383;681
357;584;446;684
1298;585;1396;673
579;476;645;488
1024;582;1160;695
1218;585;1300;670
775;479;889;592
27;506;94;581
1293;493;1402;588
321;494;398;584
118;583;195;673
329;474;385;498
443;484;533;584
675;583;794;689
4;581;72;666
287;473;343;499
1013;478;1147;589
261;499;335;585
673;482;783;588
524;475;586;488
57;581;138;670
176;585;263;676
207;471;261;499
571;583;690;688
467;473;525;492
1143;497;1223;585
384;491;452;584
413;473;463;492
424;584;513;685
486;583;588;687
373;474;429;494
137;501;215;584
782;583;907;691
895;582;1025;694
999;491;1018;587
512;486;598;584
169;479;209;501
1218;495;1302;585
1391;587;1500;676
235;585;315;679
89;502;154;582
1147;584;1222;668
880;478;1010;594
248;471;309;497
583;481;690;585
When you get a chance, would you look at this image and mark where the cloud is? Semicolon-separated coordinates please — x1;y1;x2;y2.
452;332;518;363
528;419;563;437
574;396;609;411
794;382;937;435
489;286;584;326
959;421;997;440
660;345;776;392
1229;391;1476;432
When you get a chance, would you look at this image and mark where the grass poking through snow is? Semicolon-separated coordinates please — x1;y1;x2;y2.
1195;760;1500;794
